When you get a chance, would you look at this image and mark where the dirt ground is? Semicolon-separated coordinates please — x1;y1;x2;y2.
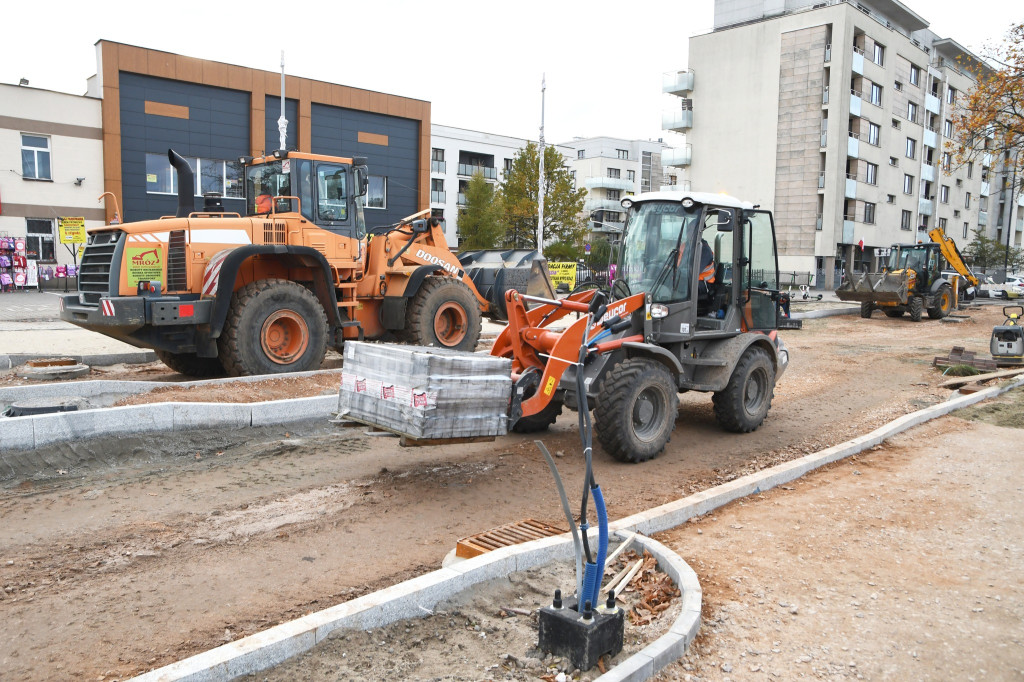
0;302;1020;681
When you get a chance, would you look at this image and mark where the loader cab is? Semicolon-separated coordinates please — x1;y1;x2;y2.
887;243;943;290
243;152;367;239
614;192;780;338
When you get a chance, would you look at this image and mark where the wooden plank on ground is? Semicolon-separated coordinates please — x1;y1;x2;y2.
939;367;1024;389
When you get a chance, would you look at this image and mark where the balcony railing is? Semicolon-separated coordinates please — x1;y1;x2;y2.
818;172;826;188
824;44;831;62
662;146;692;167
457;164;497;179
584;176;634;191
584;198;624;213
456;192;467;206
430;190;446;204
662;109;693;132
662;70;694;96
822;86;829;105
431;160;446;173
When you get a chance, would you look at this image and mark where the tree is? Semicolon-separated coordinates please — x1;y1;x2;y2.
457;171;504;249
963;227;1009;271
497;142;588;250
585;236;613;269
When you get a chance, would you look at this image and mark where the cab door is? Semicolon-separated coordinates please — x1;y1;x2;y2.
740;210;780;331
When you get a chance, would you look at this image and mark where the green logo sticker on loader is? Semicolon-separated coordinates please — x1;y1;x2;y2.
126;246;164;287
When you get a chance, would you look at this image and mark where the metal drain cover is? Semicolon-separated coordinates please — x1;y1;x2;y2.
3;396;91;417
455;518;566;559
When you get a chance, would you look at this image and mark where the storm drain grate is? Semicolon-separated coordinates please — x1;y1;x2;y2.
456;518;567;559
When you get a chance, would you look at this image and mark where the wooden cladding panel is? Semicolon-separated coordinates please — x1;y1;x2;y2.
357;131;389;146
144;101;190;119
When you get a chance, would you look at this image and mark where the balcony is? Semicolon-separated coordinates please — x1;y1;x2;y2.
818;171;826;189
925;93;941;115
662;145;692;167
662;70;694;96
662;109;693;132
981;181;990;196
924;128;937;148
457;164;497;180
456;192;466;206
847;132;860;158
590;219;624;234
983;153;993;167
816;214;823;231
430;190;446;204
431;160;446;174
919;197;934;216
585;198;624;213
822;86;829;105
850;91;862;117
824;44;831;62
845;176;857;199
852;50;864;75
979;210;988;226
820;131;828;147
584;176;634;191
921;163;936;182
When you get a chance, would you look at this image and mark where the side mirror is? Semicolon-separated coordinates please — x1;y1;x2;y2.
354;166;369;197
715;209;735;232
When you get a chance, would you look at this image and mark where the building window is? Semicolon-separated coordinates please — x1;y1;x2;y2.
21;134;52;180
966;161;973;179
366;176;387;209
907;102;918;123
627;170;635;182
607;168;620;179
616;149;628;160
431;148;445;173
910;65;920;86
866;162;878;185
504;158;513;174
942;152;952;171
889;156;898;167
954;209;961;217
963;222;969;238
145;154;243;198
903;174;914;195
864;202;876;224
868;123;880;146
641;151;652;190
432;148;444;161
886;194;896;204
894;81;903;91
606;189;620;201
940;185;949;203
901;209;912;231
946;87;957;104
906;137;916;159
869;83;882;105
873;43;885;66
26;218;56;262
892;117;901;129
577;149;585;159
965;192;971;209
943;119;953;137
938;217;947;230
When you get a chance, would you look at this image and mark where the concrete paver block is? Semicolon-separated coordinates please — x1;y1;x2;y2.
172;403;252;430
250;396;336;426
0;416;36;451
32;404;174;448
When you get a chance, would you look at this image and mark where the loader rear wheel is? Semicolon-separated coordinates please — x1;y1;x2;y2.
860;302;873;318
218;279;328;376
909;296;924;322
401;277;481;351
928;284;953;319
154;349;224;377
594;358;678;463
713;346;775;433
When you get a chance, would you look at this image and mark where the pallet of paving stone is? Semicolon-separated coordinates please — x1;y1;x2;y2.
933;346;998;372
337;341;512;440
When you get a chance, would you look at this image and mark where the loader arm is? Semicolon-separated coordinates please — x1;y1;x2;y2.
928;227;979;287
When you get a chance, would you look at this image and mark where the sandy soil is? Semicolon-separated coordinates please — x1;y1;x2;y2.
0;302;1018;681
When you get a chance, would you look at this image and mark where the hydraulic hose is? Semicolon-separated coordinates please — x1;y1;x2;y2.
535;440;584;601
588;484;609;607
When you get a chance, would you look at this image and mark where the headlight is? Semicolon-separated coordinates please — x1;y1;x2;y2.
650;304;669;319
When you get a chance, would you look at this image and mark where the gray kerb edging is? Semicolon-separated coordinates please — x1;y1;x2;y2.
128;374;1024;682
0;350;157;370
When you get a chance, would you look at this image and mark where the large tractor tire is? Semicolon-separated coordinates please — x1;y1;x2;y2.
400;277;482;351
218;279;328;376
512;398;564;433
908;296;924;322
860;302;873;318
594;358;679;463
155;349;225;377
712;346;775;433
927;284;953;319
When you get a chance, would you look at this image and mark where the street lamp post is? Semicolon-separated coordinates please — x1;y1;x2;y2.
1003;151;1019;280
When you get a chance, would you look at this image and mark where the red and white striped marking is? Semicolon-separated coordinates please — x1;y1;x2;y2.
101;300;116;317
127;232;169;243
202;250;233;297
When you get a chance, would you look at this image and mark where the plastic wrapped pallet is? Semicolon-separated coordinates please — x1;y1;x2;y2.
337;342;512;439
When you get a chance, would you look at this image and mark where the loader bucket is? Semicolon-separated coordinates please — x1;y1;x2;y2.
834;271;908;304
459;249;556;320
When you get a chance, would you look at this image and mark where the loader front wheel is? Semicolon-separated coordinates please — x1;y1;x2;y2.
927;284;953;319
909;296;924;321
713;346;775;433
218;279;328;376
860;302;873;318
401;277;482;351
594;359;678;463
155;349;225;377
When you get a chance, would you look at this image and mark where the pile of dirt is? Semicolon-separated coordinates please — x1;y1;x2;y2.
111;372;341;406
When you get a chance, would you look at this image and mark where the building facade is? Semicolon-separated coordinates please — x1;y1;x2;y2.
557;137;681;237
0;83;105;288
87;41;430;230
663;0;1019;287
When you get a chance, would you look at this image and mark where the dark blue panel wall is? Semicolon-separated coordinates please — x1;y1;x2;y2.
311;104;419;230
120;72;250;220
264;96;298;154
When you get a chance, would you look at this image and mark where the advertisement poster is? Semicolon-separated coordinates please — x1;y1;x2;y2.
58;217;87;244
547;262;578;290
27;260;38;288
125;245;164;287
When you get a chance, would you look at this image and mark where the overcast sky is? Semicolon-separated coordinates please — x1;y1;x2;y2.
3;0;1019;147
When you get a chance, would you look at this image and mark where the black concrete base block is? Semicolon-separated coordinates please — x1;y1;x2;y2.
538;596;624;671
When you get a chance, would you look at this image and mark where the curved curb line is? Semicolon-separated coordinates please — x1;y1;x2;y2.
130;532;699;682
126;376;1022;681
0;351;157;369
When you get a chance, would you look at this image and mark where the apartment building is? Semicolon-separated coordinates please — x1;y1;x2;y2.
0;83;105;284
557;137;681;237
663;0;1017;288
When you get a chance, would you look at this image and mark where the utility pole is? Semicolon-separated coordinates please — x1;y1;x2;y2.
278;51;288;151
537;74;546;256
1003;151;1018;280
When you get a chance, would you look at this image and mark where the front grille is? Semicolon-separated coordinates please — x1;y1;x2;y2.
166;229;188;291
79;230;123;305
263;220;287;244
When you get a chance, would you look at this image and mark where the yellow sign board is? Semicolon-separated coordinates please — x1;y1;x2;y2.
126;245;164;288
547;262;578;289
58;217;87;244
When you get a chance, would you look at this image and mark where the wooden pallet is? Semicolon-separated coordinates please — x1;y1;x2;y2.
933;346;998;372
333;414;497;446
456;519;567;559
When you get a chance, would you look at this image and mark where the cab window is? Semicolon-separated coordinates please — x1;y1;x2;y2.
316;165;348;222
